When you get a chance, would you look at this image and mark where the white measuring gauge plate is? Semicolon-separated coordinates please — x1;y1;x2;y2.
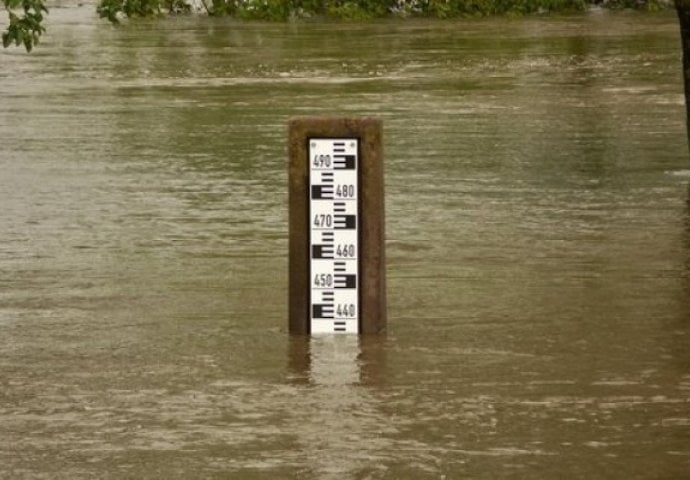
309;138;359;334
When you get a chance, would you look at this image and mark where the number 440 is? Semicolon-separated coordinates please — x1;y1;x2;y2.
336;304;356;317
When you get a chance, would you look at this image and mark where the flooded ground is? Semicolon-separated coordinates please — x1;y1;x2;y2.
1;6;689;478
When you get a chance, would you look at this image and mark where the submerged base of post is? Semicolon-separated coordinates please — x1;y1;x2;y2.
288;117;386;335
677;1;690;150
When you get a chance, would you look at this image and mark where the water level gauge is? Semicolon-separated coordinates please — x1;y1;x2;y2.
309;138;359;334
288;117;385;335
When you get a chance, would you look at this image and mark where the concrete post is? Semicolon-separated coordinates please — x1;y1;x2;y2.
288;117;386;334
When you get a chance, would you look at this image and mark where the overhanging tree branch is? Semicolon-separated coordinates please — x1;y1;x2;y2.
2;0;48;52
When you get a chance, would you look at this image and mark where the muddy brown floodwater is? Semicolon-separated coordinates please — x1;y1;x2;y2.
1;6;689;479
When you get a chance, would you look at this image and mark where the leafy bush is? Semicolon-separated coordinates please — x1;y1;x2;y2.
600;0;667;11
2;0;675;52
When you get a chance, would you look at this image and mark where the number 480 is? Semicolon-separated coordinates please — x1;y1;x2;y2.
336;184;355;198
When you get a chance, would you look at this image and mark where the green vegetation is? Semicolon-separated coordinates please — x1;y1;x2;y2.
2;0;48;51
94;0;671;21
2;0;673;52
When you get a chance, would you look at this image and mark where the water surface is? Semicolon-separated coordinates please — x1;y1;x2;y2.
1;7;689;479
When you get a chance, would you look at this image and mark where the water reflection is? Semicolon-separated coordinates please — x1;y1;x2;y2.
287;335;390;479
684;182;690;310
289;334;387;385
